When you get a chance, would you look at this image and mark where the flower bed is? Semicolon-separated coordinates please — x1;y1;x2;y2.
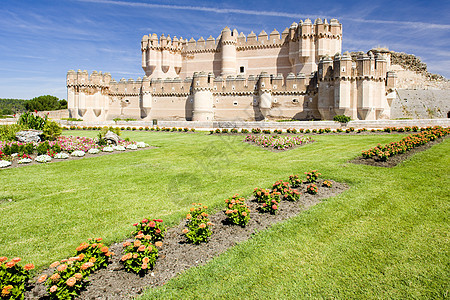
244;135;313;150
361;126;449;162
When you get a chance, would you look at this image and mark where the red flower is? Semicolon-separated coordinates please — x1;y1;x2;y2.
148;221;156;228
155;219;163;223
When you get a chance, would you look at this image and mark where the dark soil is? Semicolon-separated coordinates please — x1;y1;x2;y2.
350;136;447;168
1;146;155;170
26;180;348;300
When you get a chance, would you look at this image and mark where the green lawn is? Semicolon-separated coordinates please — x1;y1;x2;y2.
1;131;448;299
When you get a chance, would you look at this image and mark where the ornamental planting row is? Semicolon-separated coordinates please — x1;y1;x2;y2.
0;136;149;168
66;126;195;132
209;126;436;135
361;126;449;161
0;169;331;299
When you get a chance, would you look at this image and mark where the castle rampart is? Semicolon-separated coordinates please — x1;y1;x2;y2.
69;19;400;122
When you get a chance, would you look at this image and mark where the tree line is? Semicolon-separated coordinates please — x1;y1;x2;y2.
0;95;67;116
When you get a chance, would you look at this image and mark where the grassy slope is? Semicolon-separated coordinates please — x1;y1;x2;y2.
1;131;448;298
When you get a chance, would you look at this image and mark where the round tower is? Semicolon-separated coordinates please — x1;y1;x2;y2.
192;72;214;121
220;27;237;77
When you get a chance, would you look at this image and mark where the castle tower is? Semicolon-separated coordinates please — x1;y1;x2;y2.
220;27;237;77
258;72;272;119
192;72;214;121
333;52;355;119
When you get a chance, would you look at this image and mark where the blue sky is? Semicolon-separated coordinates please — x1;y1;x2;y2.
1;0;449;100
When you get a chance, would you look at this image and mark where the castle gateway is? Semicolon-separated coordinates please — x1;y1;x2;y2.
67;18;397;122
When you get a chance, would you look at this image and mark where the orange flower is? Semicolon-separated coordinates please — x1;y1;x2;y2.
78;253;85;260
133;253;138;259
123;241;131;247
76;242;89;252
49;285;58;293
57;264;67;272
155;241;163;247
50;261;59;268
182;228;189;234
61;259;68;263
186;214;192;219
2;285;12;296
138;245;146;252
121;254;130;262
81;262;94;270
12;257;21;263
66;277;76;287
207;222;214;226
96;238;102;242
0;257;7;263
242;212;247;217
142;257;150;264
74;273;83;280
50;273;61;282
141;263;148;270
24;263;35;271
199;223;206;228
68;256;78;262
38;274;47;283
203;206;207;209
135;233;144;239
144;235;152;240
5;261;15;268
100;246;109;253
89;257;96;263
134;240;141;247
190;207;195;212
201;212;208;217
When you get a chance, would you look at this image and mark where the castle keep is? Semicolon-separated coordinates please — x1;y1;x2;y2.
67;19;397;122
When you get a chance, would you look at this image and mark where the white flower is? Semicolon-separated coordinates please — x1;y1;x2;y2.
0;160;12;168
11;153;18;158
54;152;69;159
126;144;138;150
88;148;100;154
35;155;52;163
71;150;85;157
102;146;114;152
112;145;126;151
18;158;32;164
136;142;148;148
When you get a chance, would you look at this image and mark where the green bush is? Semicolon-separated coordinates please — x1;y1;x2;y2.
18;112;47;130
36;141;50;155
42;120;62;141
0;124;26;141
333;115;351;123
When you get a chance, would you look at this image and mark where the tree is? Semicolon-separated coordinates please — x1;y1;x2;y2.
25;95;67;111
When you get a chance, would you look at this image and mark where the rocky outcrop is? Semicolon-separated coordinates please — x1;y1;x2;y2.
104;131;120;145
16;130;43;143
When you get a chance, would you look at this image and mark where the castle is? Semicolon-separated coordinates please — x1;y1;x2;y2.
67;18;397;122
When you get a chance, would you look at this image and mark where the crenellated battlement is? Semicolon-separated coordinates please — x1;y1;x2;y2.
68;18;396;123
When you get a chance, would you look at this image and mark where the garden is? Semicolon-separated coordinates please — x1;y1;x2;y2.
0;121;448;299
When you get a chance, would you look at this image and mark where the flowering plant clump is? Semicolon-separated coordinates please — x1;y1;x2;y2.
305;170;321;183
17;156;32;164
71;150;85;157
283;187;301;201
0;256;34;299
259;196;279;214
126;144;138;150
361;126;449;161
253;187;271;203
272;180;290;196
120;239;159;275
132;218;166;243
322;180;333;188
224;194;251;227
112;145;126;151
42;238;113;299
244;135;313;150
54;152;69;159
136;142;149;148
102;146;114;152
182;203;213;244
88;148;100;154
35;154;52;163
288;174;302;187
0;160;12;168
306;184;318;195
